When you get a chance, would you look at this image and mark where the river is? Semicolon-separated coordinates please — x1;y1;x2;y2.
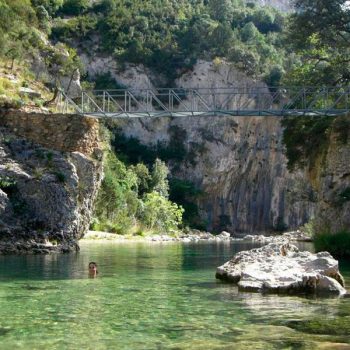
0;241;349;349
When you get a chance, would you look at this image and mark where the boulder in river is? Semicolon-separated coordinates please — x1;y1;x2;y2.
216;243;346;296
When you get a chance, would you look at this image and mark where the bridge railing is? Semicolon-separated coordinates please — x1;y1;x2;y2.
57;86;350;117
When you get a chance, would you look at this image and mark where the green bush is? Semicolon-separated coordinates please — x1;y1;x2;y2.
54;171;66;183
314;231;350;258
60;0;90;15
0;176;17;195
140;191;184;232
92;151;183;234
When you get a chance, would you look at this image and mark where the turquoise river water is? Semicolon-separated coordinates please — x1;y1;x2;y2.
0;241;349;350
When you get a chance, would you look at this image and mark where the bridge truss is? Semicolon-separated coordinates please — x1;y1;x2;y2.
57;86;350;118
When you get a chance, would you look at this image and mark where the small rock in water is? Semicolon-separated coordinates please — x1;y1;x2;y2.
215;243;346;296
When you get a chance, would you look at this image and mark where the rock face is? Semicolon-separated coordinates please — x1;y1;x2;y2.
0;111;100;156
175;60;272;110
112;115;315;233
311;127;350;234
247;0;293;12
111;114;350;235
216;243;346;295
0;113;103;254
31;41;82;98
81;57;269;100
81;54;158;90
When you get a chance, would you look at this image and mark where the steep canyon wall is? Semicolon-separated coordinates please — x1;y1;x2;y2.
111;115;316;233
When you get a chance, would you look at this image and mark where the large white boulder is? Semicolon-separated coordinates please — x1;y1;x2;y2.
216;243;346;295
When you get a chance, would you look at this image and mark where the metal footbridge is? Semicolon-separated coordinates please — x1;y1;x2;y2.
58;86;350;118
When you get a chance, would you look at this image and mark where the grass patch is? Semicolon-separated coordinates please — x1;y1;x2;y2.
0;176;17;195
54;171;66;183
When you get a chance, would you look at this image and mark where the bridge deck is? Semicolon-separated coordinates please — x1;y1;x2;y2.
57;87;350;117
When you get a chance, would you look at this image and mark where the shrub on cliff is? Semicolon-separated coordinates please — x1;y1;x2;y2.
281;115;334;170
314;231;350;258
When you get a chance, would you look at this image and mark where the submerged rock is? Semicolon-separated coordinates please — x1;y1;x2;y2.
216;243;346;296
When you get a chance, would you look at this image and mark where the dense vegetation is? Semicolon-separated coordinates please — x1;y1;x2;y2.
2;0;349;94
49;0;288;85
104;124;205;230
92;129;184;235
286;0;350;86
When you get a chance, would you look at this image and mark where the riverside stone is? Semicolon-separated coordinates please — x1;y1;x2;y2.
216;243;346;295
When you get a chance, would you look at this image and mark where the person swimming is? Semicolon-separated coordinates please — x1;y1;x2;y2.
88;262;98;277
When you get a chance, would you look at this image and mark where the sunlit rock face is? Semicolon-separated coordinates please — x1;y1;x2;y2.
216;243;346;295
111;115;316;233
175;60;272;110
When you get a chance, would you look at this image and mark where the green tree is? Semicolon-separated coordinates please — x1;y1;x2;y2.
210;23;233;56
31;0;63;15
140;191;184;231
93;152;139;233
288;0;350;85
131;163;151;197
264;65;284;87
208;0;234;23
61;0;89;15
240;22;260;42
150;159;169;198
35;5;50;32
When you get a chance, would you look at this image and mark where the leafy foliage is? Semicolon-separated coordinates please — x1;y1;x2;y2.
92;151;183;234
286;0;350;85
139;191;184;232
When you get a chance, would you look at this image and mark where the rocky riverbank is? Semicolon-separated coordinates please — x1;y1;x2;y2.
82;229;312;244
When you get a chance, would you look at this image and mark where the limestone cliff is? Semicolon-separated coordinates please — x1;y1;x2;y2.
308;123;350;234
110;115;315;233
0;112;103;254
81;58;268;96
